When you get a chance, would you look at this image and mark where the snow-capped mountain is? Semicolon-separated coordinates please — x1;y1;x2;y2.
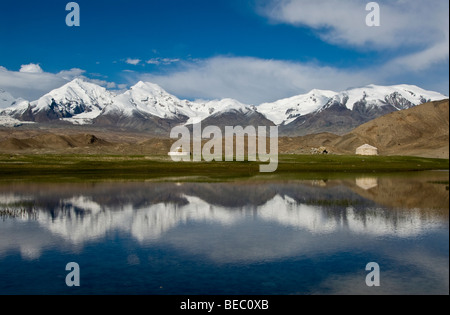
0;115;34;128
0;88;28;110
5;79;114;124
339;84;445;111
1;79;261;130
0;79;447;136
112;81;196;120
258;89;337;125
0;89;16;109
262;84;448;136
191;98;274;131
99;82;261;131
258;84;447;127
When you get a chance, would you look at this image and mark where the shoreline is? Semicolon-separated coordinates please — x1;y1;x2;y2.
0;154;448;183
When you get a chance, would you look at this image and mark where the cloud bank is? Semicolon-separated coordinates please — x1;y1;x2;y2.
258;0;449;72
0;64;119;101
131;0;448;104
258;0;449;50
138;57;373;104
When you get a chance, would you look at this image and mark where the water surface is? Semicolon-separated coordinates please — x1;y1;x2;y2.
0;171;448;295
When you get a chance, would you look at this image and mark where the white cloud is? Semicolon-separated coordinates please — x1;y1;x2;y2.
386;39;450;72
0;65;67;100
137;56;373;104
134;54;449;104
0;65;119;101
146;58;181;65
125;58;141;65
83;78;116;89
259;0;449;75
19;63;44;73
146;59;160;65
259;0;449;50
106;82;117;89
57;68;86;80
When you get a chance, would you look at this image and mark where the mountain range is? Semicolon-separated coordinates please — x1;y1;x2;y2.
0;99;448;158
0;79;447;136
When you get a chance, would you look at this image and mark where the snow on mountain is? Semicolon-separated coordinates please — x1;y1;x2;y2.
1;79;116;124
1;79;253;126
258;84;447;125
1;99;30;115
34;78;113;110
0;115;34;127
258;89;336;125
36;78;114;123
0;91;31;125
0;88;28;110
112;81;196;119
105;81;255;125
1;79;447;130
204;98;255;115
0;89;17;109
339;84;446;111
185;98;256;125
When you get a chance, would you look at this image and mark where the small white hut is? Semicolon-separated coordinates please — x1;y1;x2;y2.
356;144;378;156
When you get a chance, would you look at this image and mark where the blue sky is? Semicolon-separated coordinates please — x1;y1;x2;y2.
0;0;448;103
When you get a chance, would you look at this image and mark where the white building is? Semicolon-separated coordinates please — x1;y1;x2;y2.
356;144;378;156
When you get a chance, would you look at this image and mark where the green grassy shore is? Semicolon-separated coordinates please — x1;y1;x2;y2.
0;154;448;182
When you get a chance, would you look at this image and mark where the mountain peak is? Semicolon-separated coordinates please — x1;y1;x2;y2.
0;88;17;109
43;78;107;97
70;77;85;84
64;78;93;89
21;78;114;123
131;81;166;93
133;80;148;88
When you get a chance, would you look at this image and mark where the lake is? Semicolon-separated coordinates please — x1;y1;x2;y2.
0;171;448;295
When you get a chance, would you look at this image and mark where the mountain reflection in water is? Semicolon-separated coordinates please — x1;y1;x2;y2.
0;171;448;295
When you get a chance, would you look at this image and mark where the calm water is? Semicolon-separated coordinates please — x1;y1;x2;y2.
0;171;448;295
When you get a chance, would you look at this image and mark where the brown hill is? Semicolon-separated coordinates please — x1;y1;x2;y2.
0;133;111;153
331;99;449;158
278;133;341;154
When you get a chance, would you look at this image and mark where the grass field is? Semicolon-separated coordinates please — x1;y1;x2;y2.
0;154;448;182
